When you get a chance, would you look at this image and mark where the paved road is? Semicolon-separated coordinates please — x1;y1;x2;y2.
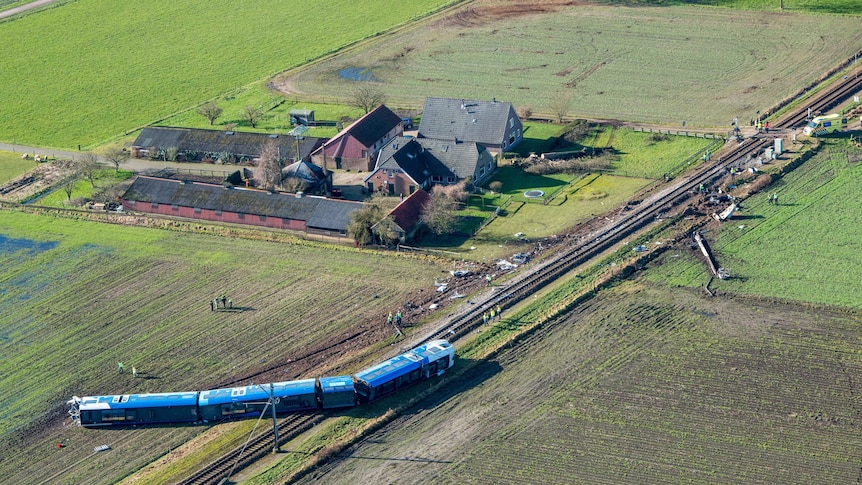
0;0;58;20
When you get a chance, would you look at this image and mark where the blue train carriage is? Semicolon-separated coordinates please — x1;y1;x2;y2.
353;339;455;403
198;379;318;422
317;375;356;409
73;392;199;426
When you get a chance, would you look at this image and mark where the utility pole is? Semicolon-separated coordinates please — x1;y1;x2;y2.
269;383;280;453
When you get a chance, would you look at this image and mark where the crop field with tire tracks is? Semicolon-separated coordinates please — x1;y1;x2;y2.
0;210;449;484
292;282;862;484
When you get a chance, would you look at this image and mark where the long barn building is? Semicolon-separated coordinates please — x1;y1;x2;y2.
121;176;363;237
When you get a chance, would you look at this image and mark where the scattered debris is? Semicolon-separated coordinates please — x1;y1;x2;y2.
448;292;465;299
512;253;530;264
450;270;471;278
633;245;648;252
94;445;111;453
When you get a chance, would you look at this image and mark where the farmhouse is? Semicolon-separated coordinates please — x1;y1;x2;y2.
310;105;403;172
121;176;362;237
130;126;324;164
372;189;431;243
363;136;495;195
418;97;522;154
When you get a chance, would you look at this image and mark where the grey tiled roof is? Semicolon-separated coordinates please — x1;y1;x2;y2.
122;176;361;231
418;97;515;146
375;136;489;182
132;126;322;160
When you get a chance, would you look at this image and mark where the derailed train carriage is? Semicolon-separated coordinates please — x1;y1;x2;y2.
69;339;454;427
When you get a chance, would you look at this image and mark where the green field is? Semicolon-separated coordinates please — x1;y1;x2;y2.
0;0;454;149
291;282;862;484
0;209;448;484
281;2;862;127
32;169;133;207
0;152;34;184
648;139;862;308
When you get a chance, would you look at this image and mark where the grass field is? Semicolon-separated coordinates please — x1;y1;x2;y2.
0;0;454;149
648;139;862;308
31;169;133;207
0;209;448;484
0;152;35;184
291;281;862;484
281;1;862;127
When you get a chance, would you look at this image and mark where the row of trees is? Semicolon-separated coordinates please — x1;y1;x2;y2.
194;83;388;128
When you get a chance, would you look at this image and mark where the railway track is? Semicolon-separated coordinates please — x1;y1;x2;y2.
178;413;323;485
181;69;862;485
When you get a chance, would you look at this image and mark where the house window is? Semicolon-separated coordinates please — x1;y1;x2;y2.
409;185;416;194
151;202;158;208
447;176;456;183
431;176;443;183
480;167;485;176
238;213;245;219
259;215;267;222
171;204;178;210
509;117;514;129
388;170;394;178
194;207;201;214
215;210;222;216
282;218;290;224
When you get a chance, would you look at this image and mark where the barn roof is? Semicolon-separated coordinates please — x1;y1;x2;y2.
418;97;515;146
315;105;402;158
384;189;430;233
122;176;362;231
132;126;323;160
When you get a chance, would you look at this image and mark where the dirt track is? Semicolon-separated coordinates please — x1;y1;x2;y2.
0;0;58;20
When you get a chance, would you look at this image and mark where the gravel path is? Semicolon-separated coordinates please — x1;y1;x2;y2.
0;0;58;20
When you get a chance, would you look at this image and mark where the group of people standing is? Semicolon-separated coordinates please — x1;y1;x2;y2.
210;295;232;311
482;305;503;325
117;362;138;378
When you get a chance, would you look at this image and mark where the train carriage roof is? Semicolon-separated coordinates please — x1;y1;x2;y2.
78;392;199;410
410;339;453;360
198;379;316;406
318;376;354;394
354;352;425;388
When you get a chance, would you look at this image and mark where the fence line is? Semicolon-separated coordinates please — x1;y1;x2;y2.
631;126;726;140
397;244;461;258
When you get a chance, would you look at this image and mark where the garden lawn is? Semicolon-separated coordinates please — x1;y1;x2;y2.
0;0;454;149
434;172;650;261
0;209;446;485
648;139;862;308
0;151;34;184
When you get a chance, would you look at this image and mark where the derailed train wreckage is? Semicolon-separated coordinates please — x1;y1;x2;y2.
68;339;454;427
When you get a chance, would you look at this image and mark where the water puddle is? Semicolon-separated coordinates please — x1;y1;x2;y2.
0;235;58;254
338;66;379;82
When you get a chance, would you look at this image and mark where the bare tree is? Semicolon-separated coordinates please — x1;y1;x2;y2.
254;139;282;190
349;83;386;114
421;189;459;235
243;105;264;128
77;152;101;187
282;176;308;194
91;181;126;205
197;101;223;125
548;93;573;123
518;106;533;120
101;144;130;172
